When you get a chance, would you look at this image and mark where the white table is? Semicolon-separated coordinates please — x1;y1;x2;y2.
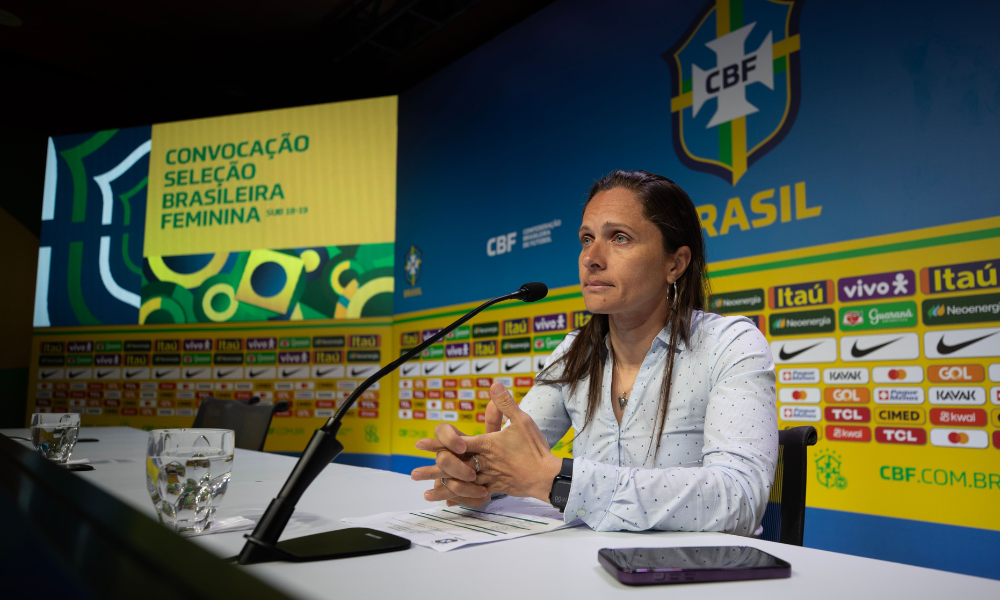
3;426;997;599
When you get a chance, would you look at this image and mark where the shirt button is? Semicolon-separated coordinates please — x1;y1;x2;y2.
577;509;586;517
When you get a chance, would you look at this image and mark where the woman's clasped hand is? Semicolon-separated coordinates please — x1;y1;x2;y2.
410;380;562;507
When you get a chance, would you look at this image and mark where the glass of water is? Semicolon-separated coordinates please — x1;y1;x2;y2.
146;429;235;535
30;412;80;463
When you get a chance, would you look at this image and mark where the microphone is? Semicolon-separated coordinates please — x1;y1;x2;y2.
238;282;548;564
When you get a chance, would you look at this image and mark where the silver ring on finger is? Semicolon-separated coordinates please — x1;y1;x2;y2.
440;478;447;486
472;454;481;473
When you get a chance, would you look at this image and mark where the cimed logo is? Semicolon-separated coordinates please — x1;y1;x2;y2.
404;245;422;286
664;0;803;185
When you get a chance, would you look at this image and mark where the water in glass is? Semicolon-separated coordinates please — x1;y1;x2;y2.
30;412;80;463
146;429;235;535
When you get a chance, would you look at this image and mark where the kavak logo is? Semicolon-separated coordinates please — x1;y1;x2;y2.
665;0;803;185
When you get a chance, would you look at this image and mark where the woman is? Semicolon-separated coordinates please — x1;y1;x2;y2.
411;170;777;536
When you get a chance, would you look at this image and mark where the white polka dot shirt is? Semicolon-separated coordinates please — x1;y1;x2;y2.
522;310;778;536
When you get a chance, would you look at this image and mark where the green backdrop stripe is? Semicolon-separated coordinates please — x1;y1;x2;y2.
709;226;1000;278
67;242;100;325
118;175;147;227
121;233;143;276
59;129;118;223
33;320;394;336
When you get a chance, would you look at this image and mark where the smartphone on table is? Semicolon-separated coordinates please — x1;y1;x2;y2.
598;546;790;586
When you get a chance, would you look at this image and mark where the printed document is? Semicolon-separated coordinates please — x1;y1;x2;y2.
343;496;580;552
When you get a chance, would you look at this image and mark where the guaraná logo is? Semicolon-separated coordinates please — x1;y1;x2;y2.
404;245;422;286
664;0;803;185
815;448;848;489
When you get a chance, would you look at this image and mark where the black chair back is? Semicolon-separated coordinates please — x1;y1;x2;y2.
191;397;289;452
760;425;818;546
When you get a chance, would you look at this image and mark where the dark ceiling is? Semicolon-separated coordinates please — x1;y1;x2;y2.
0;0;554;136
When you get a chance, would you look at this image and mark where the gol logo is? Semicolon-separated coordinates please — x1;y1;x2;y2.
929;364;984;382
824;387;869;403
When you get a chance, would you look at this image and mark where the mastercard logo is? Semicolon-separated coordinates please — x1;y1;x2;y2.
791;390;807;400
886;369;906;380
947;431;970;444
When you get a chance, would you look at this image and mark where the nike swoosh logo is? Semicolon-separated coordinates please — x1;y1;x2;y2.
936;332;998;355
155;370;174;378
96;370;114;379
282;368;305;377
504;360;526;370
40;371;57;379
249;369;269;378
448;364;465;373
350;368;371;377
778;342;822;361
217;369;237;377
402;365;417;375
423;364;439;373
125;370;143;378
185;370;205;377
850;337;902;358
316;367;336;377
68;370;85;379
474;362;493;373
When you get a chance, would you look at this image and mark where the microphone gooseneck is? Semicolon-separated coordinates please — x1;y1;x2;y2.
238;282;547;565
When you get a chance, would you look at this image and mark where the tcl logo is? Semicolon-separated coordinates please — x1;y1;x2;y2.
824;387;869;403
825;406;871;422
876;427;926;445
929;364;984;382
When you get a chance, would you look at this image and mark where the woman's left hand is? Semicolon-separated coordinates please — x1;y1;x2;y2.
412;381;562;504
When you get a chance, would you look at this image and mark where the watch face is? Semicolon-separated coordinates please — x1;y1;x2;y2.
551;479;572;509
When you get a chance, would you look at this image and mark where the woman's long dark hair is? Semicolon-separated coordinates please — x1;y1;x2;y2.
538;170;709;461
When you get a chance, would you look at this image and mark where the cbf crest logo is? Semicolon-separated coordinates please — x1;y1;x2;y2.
815;449;848;490
664;0;803;185
404;245;422;286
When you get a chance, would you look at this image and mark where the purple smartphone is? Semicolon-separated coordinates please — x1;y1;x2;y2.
598;546;791;586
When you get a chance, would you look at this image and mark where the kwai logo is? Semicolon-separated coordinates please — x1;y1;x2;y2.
664;0;803;185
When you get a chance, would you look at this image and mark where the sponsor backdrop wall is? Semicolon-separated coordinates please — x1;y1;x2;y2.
32;96;400;466
26;0;1000;581
393;0;1000;580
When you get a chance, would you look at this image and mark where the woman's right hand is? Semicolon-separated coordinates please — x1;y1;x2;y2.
411;422;491;507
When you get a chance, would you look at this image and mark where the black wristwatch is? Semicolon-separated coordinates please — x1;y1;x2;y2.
548;458;574;512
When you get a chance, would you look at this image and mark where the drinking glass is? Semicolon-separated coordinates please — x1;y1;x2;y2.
146;429;235;535
30;412;80;463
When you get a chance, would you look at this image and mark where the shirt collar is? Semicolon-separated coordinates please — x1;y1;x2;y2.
603;325;678;352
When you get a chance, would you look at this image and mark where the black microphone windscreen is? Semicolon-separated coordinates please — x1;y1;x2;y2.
518;282;548;302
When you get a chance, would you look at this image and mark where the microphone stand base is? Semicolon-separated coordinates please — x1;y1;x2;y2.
240;528;410;564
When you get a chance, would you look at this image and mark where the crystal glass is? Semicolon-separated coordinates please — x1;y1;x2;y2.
30;412;80;463
146;429;235;535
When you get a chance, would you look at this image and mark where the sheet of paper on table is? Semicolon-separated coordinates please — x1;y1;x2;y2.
342;496;581;552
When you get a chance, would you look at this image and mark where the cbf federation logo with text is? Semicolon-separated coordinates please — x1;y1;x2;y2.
404;245;422;286
664;0;803;185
